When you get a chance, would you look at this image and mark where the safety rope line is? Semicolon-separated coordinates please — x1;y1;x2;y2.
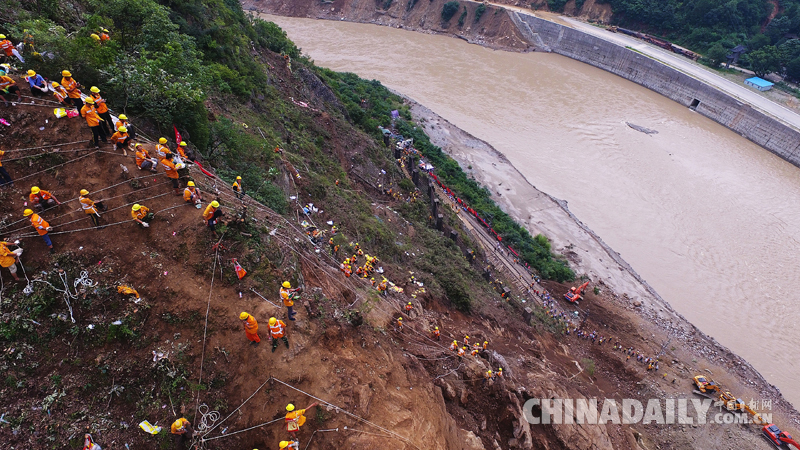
197;367;269;440
9;150;99;183
193;233;224;426
199;417;283;442
1;140;92;153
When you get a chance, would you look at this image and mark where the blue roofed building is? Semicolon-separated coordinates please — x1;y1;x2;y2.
744;77;774;91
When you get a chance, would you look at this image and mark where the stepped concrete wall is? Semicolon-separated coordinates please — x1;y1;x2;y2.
514;12;800;167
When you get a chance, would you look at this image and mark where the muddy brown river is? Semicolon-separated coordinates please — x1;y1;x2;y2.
261;14;800;406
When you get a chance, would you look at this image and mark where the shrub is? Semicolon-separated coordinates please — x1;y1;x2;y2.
547;0;568;12
442;1;460;22
457;7;467;27
475;3;486;22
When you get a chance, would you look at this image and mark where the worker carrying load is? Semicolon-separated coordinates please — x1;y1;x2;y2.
89;86;112;135
203;200;223;238
79;189;105;228
233;176;244;199
239;312;260;344
0;67;21;106
170;417;193;448
24;209;54;252
60;70;83;108
80;97;107;148
183;181;202;208
268;317;289;353
160;152;181;194
29;186;61;210
0;239;23;280
25;70;47;98
155;137;170;159
280;281;300;321
285;402;318;438
0;34;24;63
131;204;153;228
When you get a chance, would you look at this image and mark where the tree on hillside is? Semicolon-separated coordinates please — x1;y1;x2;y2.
442;1;459;22
705;43;728;67
748;45;780;77
786;57;800;82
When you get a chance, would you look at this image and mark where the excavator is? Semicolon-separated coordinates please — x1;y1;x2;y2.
565;281;590;303
691;376;765;424
763;424;800;449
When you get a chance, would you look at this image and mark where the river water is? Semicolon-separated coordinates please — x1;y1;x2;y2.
261;14;800;407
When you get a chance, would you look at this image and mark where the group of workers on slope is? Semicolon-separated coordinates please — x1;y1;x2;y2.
239;280;301;350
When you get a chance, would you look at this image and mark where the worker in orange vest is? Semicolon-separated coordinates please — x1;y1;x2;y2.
50;81;70;107
0;239;23;280
109;126;130;153
483;340;488;350
457;346;466;359
23;209;54;252
79;189;104;227
29;186;60;210
268;317;289;353
170;417;193;448
131;204;153;228
80;97;107;147
285;402;318;438
395;316;403;331
89;86;112;135
232;176;244;199
134;144;157;172
279;440;299;450
160;152;181;194
183;181;202;208
0;68;21;106
60;70;82;108
450;340;458;351
405;302;413;314
432;326;440;341
0;34;24;64
202;200;223;238
239;312;260;344
154;137;169;159
464;335;469;346
280;281;300;321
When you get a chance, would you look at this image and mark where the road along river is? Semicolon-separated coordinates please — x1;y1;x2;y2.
261;14;800;407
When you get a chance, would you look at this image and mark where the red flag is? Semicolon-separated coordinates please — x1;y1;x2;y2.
173;125;182;145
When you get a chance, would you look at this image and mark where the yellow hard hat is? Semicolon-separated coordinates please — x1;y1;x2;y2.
462;346;467;350
23;209;34;217
91;33;100;40
397;317;402;321
80;189;89;195
499;368;503;371
31;186;40;194
103;29;109;33
132;204;141;211
187;181;195;187
62;70;71;77
269;317;277;326
90;86;100;93
236;176;242;180
239;312;249;320
84;97;95;104
51;82;59;87
118;126;128;133
280;441;290;448
407;302;412;305
210;201;219;208
159;137;167;144
180;141;187;146
282;281;291;288
27;70;35;76
0;34;5;39
119;114;127;120
465;335;469;339
453;340;457;344
286;403;295;412
435;326;439;330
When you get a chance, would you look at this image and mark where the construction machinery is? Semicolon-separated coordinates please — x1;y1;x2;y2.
565;281;589;303
763;424;800;449
692;375;720;394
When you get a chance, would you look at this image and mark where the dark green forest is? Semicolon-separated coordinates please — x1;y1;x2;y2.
548;0;800;80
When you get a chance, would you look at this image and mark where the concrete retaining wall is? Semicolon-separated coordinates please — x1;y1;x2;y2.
515;12;800;167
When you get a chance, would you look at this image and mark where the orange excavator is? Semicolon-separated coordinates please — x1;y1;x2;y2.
692;375;765;424
763;423;800;449
565;281;590;303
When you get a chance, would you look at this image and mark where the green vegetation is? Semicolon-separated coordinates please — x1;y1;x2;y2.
442;1;460;22
458;7;468;27
475;3;487;22
548;0;569;12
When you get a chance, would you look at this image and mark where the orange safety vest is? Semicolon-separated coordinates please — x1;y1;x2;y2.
0;150;4;167
0;76;14;90
80;104;101;127
110;131;128;144
0;40;14;56
269;320;285;338
232;179;242;192
243;315;258;334
53;85;68;102
79;196;97;214
91;93;108;113
155;144;169;158
202;204;217;221
0;242;17;268
160;157;179;179
183;187;197;202
30;214;49;235
131;206;149;220
135;149;148;167
285;410;306;431
61;77;81;98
